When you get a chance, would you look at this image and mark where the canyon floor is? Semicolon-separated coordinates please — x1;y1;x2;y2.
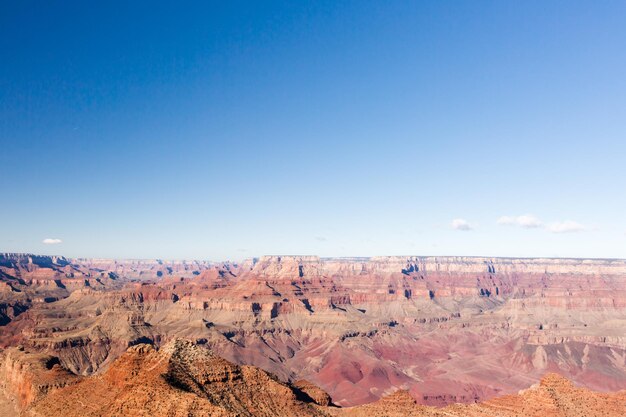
2;253;626;415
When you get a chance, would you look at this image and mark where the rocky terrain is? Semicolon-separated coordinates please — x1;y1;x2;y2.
1;339;624;416
2;253;626;415
0;253;214;328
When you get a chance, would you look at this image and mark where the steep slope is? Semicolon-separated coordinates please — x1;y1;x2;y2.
3;254;626;407
338;373;626;417
21;340;328;417
2;341;625;417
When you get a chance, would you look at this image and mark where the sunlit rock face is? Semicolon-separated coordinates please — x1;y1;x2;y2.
2;254;626;408
2;342;626;417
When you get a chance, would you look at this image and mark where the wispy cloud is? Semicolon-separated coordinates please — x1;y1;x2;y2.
42;238;62;244
451;218;473;231
496;216;515;225
547;221;586;234
315;236;328;242
498;215;587;234
497;214;543;228
516;214;543;228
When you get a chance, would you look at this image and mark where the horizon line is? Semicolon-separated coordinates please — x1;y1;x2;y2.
2;252;626;263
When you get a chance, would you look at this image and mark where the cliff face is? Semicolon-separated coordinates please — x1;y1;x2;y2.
2;254;626;408
20;340;327;417
0;253;216;329
249;255;626;277
3;340;625;417
336;373;626;417
0;254;84;330
0;347;78;410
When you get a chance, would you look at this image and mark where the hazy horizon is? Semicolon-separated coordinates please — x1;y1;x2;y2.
4;251;626;264
2;1;626;259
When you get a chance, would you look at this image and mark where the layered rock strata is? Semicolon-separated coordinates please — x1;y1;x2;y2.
2;254;626;407
2;340;625;416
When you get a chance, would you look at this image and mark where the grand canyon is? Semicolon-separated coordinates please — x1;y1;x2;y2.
2;253;626;416
5;2;626;415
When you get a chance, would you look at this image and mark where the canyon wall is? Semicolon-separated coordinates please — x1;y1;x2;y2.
2;254;626;408
3;340;626;417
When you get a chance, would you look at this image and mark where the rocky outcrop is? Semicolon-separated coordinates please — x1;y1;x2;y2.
3;341;625;416
294;379;334;406
3;254;626;408
0;347;78;410
248;255;626;277
21;340;327;417
336;373;626;416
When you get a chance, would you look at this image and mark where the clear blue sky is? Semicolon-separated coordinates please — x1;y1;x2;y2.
1;1;625;260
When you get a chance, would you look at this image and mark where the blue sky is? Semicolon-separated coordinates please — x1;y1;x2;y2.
1;1;625;260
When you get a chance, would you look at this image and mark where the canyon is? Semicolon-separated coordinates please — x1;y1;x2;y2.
2;339;625;416
2;253;626;415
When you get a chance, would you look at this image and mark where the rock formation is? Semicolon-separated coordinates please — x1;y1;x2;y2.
12;339;327;417
1;340;625;416
2;253;626;413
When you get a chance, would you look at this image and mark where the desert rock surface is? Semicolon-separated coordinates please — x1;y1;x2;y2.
2;253;626;413
1;340;624;417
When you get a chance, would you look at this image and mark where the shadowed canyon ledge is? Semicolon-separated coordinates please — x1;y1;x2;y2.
2;253;626;413
1;340;626;416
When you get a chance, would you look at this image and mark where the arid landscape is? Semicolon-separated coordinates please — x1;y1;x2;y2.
3;2;626;415
2;253;626;415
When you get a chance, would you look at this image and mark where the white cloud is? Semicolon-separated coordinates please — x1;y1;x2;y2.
315;236;328;242
516;214;543;229
451;218;473;231
496;216;516;225
497;214;543;228
498;214;587;234
547;221;586;234
42;238;62;244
